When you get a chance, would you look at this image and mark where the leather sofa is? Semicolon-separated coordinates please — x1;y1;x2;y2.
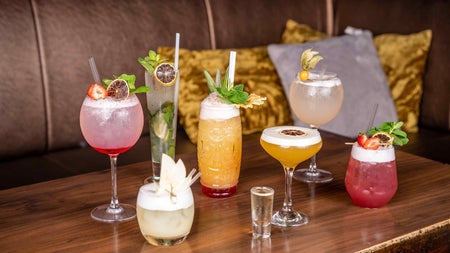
1;0;448;189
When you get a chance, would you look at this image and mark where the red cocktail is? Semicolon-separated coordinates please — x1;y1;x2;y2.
345;144;397;208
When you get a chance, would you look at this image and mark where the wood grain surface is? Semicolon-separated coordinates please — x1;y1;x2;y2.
0;132;448;252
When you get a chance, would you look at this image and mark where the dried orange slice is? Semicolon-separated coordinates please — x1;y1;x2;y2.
107;79;130;99
153;63;177;86
372;131;394;146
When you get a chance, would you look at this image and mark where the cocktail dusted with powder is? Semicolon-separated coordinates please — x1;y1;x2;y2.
260;126;322;227
197;51;266;198
136;154;200;246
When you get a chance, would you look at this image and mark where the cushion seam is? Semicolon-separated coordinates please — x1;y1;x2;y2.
204;0;216;50
30;0;51;152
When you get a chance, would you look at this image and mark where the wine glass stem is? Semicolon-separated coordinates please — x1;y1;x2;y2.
308;154;318;173
282;167;295;213
109;154;120;210
308;124;319;174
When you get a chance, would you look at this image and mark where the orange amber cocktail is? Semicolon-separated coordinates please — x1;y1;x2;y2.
197;94;242;198
260;126;322;227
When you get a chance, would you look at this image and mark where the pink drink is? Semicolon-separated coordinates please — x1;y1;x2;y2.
345;144;397;208
80;95;144;155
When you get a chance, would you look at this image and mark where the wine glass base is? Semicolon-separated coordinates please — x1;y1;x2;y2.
293;168;333;183
91;203;136;223
271;210;309;227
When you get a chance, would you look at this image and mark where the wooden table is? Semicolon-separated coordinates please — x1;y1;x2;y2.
0;133;449;252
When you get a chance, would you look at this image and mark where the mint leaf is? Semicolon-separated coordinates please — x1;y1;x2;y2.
204;68;249;105
132;86;150;93
102;74;149;94
138;50;169;73
367;121;409;146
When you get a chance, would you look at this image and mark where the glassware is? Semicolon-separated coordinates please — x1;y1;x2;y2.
136;182;194;246
80;94;144;222
345;144;397;208
260;126;322;227
289;71;344;183
197;93;242;198
251;186;274;238
145;71;179;182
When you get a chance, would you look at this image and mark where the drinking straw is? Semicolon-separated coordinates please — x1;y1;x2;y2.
228;51;236;84
173;33;181;108
88;57;101;84
366;103;379;132
174;33;180;70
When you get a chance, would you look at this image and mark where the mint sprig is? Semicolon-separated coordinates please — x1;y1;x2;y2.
367;121;409;146
204;68;248;105
102;73;150;94
138;50;169;73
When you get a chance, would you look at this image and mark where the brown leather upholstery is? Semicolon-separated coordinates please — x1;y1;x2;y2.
0;0;46;158
0;0;448;189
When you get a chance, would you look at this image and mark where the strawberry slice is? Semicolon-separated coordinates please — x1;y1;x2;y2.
87;83;107;100
357;133;368;147
363;137;380;150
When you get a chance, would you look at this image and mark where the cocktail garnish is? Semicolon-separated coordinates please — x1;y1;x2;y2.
158;154;200;200
203;68;266;108
138;50;177;86
106;79;130;99
352;121;409;149
102;73;150;96
87;83;107;100
281;129;305;136
153;63;177;86
299;48;323;81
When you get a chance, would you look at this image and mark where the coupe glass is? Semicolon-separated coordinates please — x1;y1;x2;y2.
260;126;322;227
289;71;344;183
80;94;144;222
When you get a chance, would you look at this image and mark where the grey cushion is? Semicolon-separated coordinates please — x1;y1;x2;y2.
268;31;398;138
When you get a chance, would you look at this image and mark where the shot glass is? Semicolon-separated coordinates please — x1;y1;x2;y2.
251;186;274;238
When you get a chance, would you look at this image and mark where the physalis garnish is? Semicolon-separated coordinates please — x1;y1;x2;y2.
299;48;323;81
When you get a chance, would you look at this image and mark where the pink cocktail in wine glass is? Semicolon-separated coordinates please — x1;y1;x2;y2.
80;85;144;222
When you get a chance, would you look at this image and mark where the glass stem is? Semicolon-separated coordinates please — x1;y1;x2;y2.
282;167;295;213
308;124;319;174
109;154;120;210
308;154;318;173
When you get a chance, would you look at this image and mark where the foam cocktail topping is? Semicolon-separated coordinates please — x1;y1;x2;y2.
351;144;395;163
200;93;240;120
83;94;140;108
261;126;321;147
137;183;194;211
297;71;342;87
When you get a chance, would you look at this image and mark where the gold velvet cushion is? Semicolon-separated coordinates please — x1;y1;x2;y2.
373;30;432;133
281;19;328;43
282;20;433;133
158;46;293;144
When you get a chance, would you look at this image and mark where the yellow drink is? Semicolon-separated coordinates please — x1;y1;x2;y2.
260;140;322;168
197;94;242;197
260;126;322;168
260;126;322;227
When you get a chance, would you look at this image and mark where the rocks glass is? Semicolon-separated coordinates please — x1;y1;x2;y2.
345;144;397;208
